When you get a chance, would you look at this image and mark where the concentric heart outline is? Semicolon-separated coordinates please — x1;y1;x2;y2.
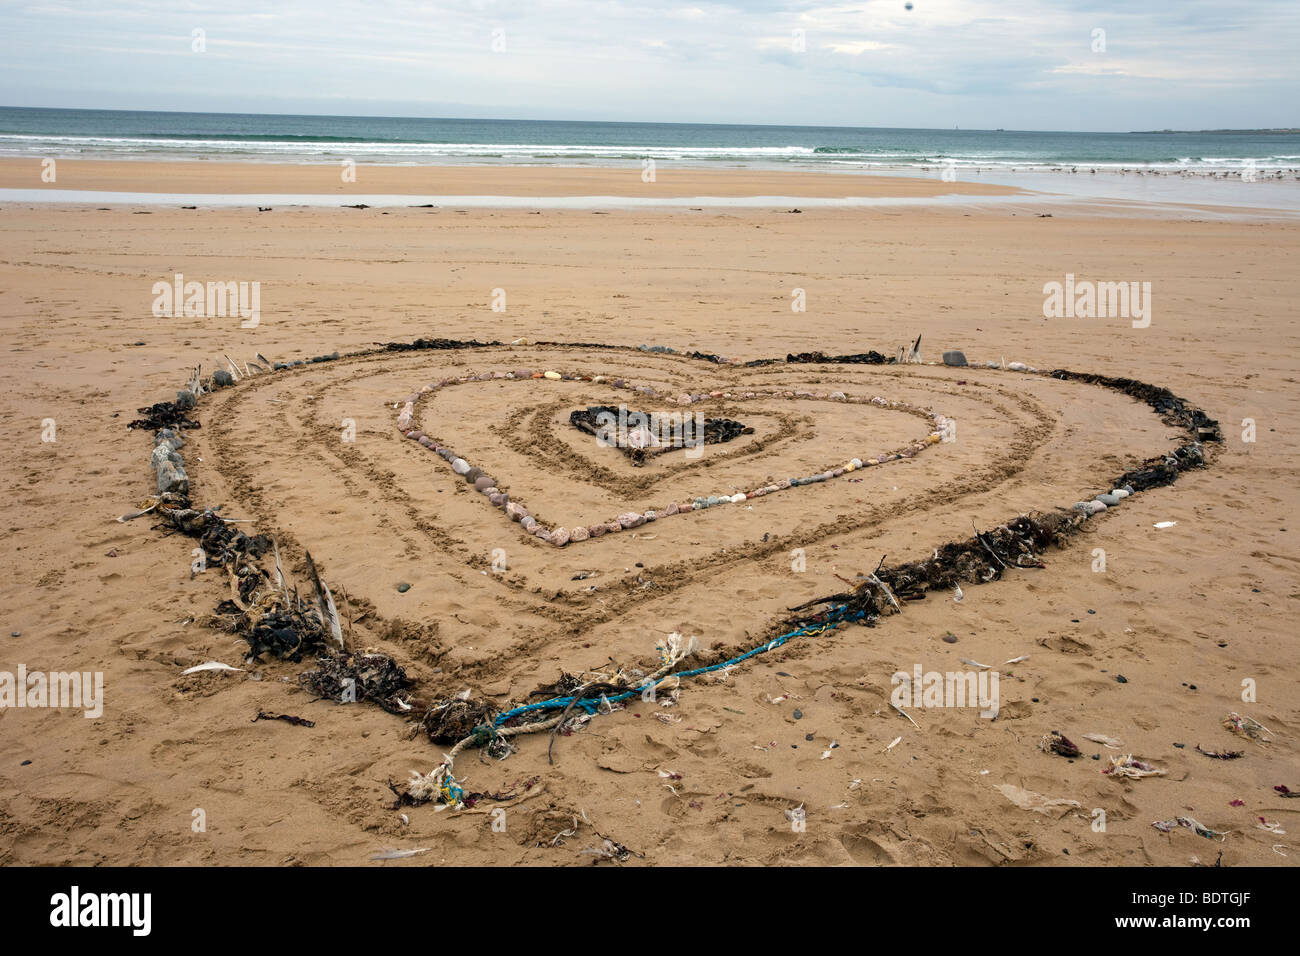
129;337;1222;805
394;369;953;546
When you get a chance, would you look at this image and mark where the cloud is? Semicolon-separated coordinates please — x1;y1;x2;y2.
0;0;1296;129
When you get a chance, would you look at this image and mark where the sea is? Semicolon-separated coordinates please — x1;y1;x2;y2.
3;106;1298;211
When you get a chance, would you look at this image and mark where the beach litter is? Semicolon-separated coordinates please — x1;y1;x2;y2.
1082;733;1123;749
1104;755;1166;779
1223;712;1273;743
1195;745;1244;759
994;783;1081;818
1152;817;1226;841
1040;731;1082;758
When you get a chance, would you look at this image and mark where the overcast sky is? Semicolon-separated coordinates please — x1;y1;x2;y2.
0;0;1296;130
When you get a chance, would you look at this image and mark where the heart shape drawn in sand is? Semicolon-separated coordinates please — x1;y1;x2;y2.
394;367;953;546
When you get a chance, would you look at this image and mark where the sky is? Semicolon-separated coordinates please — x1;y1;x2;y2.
0;0;1296;131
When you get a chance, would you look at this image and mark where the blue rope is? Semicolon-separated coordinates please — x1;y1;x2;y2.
492;604;863;728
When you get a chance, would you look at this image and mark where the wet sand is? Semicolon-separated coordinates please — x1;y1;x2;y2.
0;157;1019;198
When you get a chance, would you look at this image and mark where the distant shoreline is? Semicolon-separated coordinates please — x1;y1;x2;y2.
1132;128;1300;135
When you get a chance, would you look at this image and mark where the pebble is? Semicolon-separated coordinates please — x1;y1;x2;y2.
212;369;234;388
544;370;562;380
1096;492;1121;506
605;521;623;534
396;583;411;593
551;527;571;547
1111;488;1130;499
589;524;606;538
513;369;532;380
10;631;19;638
664;502;679;516
829;391;846;400
464;467;484;483
489;492;506;506
570;527;589;542
175;389;196;410
521;516;537;531
1008;362;1029;372
942;350;967;367
451;458;471;475
474;476;495;492
618;512;646;529
506;502;529;522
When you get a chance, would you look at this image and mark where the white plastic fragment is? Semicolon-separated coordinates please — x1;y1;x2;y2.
181;661;243;675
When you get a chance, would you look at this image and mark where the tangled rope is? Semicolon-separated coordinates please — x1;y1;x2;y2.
404;607;864;804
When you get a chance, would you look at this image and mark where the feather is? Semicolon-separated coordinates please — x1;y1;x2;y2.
256;352;272;368
303;551;343;649
224;355;242;381
271;537;288;599
321;579;343;649
182;661;243;675
369;847;429;861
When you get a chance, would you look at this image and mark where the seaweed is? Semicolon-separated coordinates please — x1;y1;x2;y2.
299;652;413;713
127;401;200;431
568;404;753;464
785;350;892;365
383;337;500;352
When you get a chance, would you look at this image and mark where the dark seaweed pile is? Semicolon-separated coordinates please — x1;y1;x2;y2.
127;400;200;431
786;510;1085;628
299;652;413;713
384;337;500;352
160;499;271;568
788;364;1220;629
785;350;892;365
569;405;753;465
420;697;495;744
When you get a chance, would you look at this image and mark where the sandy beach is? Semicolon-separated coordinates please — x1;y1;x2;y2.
1;161;1297;867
